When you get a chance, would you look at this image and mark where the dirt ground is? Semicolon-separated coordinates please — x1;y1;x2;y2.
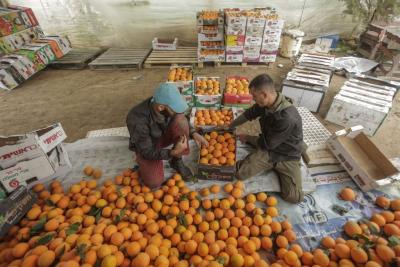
0;57;399;158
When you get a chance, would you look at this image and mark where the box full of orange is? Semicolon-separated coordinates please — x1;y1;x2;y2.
223;76;253;107
190;107;239;130
197;131;237;181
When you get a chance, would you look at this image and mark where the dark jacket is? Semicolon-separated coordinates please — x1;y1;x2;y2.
126;98;172;160
243;93;304;162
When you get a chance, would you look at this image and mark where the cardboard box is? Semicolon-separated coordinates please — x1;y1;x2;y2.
0;26;42;54
260;42;280;53
190;107;239;130
225;53;243;62
225;35;245;47
282;78;327;112
152;37;178;50
0;123;67;169
197;25;223;34
246;17;266;27
265;19;284;30
196;11;224;26
3;54;37;77
0;68;19;90
225;24;246;35
198;41;224;50
42;35;71;55
325;75;397;136
327;126;400;191
197;49;225;62
259;52;278;63
246;25;265;37
225;46;243;54
225;15;247;27
166;66;194;95
16;44;50;70
223;76;253;106
0;59;26;84
194;77;222;107
33;39;64;58
0;186;36;238
262;35;281;45
23;43;56;63
198;32;224;42
244;36;262;46
8;5;39;27
197;130;237;181
0;8;29;36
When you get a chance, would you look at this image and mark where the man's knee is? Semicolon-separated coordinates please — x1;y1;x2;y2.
281;187;304;204
140;171;164;189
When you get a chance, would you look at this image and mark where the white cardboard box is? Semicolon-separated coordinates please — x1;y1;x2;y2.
244;36;262;46
0;123;67;169
225;24;246;35
0;144;71;193
225;53;243;62
282;79;327;112
327;125;400;191
325;75;397;136
259;53;278;63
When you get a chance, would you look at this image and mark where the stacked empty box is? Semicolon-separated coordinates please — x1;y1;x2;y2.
197;11;225;62
224;8;284;63
282;65;332;112
326;74;399;135
260;10;284;63
0;5;71;91
281;53;334;112
225;9;247;63
243;10;265;62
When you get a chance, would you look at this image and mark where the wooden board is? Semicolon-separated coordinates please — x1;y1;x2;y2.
50;47;104;69
89;48;151;70
144;47;197;68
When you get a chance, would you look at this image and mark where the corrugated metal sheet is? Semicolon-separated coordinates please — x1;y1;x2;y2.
12;0;356;47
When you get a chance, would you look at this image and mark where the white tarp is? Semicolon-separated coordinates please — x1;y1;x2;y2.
13;0;356;47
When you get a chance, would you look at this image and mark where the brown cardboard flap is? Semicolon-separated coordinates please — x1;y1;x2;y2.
337;136;385;180
354;133;398;176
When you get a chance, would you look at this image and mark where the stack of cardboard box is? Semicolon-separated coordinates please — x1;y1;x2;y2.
259;10;284;63
224;8;284;63
0;5;71;91
225;9;246;63
0;123;71;195
197;11;225;62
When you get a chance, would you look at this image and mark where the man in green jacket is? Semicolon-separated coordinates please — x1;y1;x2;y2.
230;74;305;203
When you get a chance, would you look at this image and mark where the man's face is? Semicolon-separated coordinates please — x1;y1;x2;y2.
251;88;270;107
158;104;176;117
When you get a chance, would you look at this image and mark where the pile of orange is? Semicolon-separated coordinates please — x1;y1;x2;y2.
198;11;220;20
225;78;250;96
195;78;220;95
168;67;192;82
199;131;236;166
2;165;400;267
194;109;233;127
200;41;224;48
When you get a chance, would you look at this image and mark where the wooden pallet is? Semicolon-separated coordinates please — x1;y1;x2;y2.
88;48;151;70
198;61;272;68
144;47;197;68
50;47;104;69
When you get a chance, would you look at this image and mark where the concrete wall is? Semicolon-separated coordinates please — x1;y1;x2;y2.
11;0;356;48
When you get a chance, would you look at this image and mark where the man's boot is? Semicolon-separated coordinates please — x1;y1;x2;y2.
169;158;194;181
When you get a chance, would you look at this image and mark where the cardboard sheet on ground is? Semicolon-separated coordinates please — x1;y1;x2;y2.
63;136;400;251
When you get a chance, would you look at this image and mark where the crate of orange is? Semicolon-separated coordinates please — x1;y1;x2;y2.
194;76;221;107
223;76;253;107
197;130;237;181
166;66;194;95
190;107;239;130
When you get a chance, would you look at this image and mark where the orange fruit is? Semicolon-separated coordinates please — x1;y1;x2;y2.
375;244;395;263
343;221;362;237
12;243;30;258
84;166;94;176
340;187;356;201
276;235;288;248
390;199;400;211
376;196;391;209
284;250;298;265
350;247;368;263
371;213;386;227
334;243;350;259
230;254;244;267
321;236;336;249
313;250;329;267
